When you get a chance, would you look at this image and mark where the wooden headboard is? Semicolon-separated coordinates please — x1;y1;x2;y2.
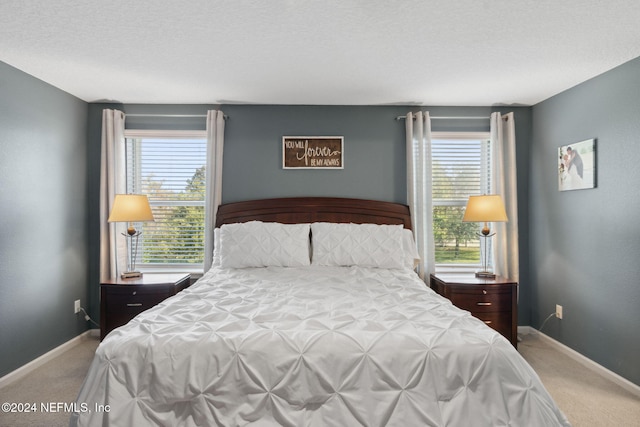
215;197;412;229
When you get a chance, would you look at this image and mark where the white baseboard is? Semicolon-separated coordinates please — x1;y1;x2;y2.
0;329;99;389
518;326;640;397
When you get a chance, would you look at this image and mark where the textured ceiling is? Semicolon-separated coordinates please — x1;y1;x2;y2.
2;1;640;106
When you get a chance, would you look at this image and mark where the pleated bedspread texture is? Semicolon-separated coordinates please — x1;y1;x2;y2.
73;266;570;426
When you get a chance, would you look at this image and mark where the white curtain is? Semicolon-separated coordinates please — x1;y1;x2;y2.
406;111;436;279
204;110;226;272
99;109;127;281
491;112;519;281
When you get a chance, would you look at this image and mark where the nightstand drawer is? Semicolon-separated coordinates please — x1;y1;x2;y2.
473;312;512;340
106;290;171;311
448;288;512;313
100;273;191;340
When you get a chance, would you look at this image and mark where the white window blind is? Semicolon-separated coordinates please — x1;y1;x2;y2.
124;130;207;269
432;132;491;266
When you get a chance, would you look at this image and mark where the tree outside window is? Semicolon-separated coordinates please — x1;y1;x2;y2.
125;131;207;270
432;133;491;267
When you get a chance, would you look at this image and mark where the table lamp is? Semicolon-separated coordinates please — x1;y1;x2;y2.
462;194;508;279
108;194;155;279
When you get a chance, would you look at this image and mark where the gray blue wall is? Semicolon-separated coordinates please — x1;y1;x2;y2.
219;105;533;206
221;105;409;203
0;62;88;377
530;57;640;385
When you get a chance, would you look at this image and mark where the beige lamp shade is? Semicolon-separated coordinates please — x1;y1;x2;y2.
462;195;508;223
108;194;155;223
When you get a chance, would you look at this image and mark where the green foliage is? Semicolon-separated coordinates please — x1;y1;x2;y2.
141;166;206;264
433;206;479;262
435;246;480;263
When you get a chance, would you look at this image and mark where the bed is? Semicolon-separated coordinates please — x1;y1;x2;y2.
72;197;570;426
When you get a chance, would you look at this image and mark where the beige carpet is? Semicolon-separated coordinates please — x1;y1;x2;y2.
0;334;99;427
0;332;638;426
518;332;640;427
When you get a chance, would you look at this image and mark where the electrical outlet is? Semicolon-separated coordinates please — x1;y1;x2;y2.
74;299;81;314
555;304;563;319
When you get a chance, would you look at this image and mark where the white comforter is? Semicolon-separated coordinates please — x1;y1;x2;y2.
73;266;570;426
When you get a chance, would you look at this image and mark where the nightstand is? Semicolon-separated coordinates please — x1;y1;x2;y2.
100;273;191;340
430;273;518;347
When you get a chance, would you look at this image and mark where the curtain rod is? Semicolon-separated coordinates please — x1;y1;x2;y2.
125;113;228;119
395;115;490;121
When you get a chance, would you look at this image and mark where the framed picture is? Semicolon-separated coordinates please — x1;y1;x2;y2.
558;138;596;191
282;136;343;169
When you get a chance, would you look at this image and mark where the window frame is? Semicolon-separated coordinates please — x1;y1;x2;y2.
123;129;207;274
431;131;492;273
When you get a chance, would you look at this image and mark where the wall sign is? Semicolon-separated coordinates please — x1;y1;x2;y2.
282;136;344;169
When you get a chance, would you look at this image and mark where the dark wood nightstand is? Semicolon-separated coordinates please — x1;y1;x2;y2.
430;273;518;347
100;273;191;340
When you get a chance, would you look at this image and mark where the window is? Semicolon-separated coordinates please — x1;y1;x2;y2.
432;132;491;269
124;130;207;271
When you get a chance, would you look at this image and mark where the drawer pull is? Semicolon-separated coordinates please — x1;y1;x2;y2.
127;303;143;307
482;289;487;295
484;320;492;324
476;302;492;306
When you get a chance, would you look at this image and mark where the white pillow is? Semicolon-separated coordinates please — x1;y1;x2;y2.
311;222;407;269
212;228;221;267
219;221;311;268
401;228;421;270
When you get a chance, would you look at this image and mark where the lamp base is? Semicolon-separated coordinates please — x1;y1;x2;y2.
121;271;143;279
475;271;496;279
